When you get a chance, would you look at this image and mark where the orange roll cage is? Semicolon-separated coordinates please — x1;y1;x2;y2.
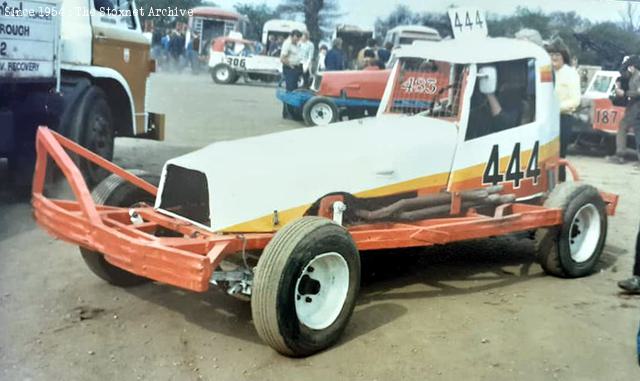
31;127;618;293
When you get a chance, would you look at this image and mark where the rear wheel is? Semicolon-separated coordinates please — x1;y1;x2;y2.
534;182;607;278
252;217;360;357
302;96;339;126
80;170;159;287
211;64;237;84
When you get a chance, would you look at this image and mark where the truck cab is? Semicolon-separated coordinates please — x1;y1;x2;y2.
1;0;164;187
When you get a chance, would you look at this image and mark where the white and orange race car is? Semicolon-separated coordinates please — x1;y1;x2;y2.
33;25;618;357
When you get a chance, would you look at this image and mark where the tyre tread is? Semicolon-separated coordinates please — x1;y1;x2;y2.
252;217;335;356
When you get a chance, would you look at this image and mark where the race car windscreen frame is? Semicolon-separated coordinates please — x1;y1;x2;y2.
385;58;468;121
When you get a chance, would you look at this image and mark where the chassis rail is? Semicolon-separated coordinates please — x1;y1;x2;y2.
32;127;618;293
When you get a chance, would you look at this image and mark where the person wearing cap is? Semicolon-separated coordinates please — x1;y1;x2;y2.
546;39;581;182
609;55;640;166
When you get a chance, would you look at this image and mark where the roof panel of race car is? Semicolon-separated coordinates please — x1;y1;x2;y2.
398;37;551;65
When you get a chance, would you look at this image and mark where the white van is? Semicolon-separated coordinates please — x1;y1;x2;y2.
261;19;308;53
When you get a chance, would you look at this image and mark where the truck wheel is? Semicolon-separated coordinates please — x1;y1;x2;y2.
67;86;115;187
211;64;237;84
252;217;360;357
302;97;339;126
534;183;607;278
80;170;159;287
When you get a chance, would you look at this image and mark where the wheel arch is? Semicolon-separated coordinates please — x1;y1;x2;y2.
61;65;137;137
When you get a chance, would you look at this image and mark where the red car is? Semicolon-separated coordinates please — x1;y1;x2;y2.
278;68;390;126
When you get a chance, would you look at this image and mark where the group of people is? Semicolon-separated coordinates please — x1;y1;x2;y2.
150;28;201;73
279;30;315;93
315;37;394;72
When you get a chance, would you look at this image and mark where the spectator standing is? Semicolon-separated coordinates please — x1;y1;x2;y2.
151;28;163;61
325;38;346;71
316;45;328;73
377;42;393;67
298;31;315;88
271;36;285;57
546;39;581;181
608;55;640;167
267;35;278;56
186;32;200;73
160;29;171;68
357;38;378;69
280;30;302;92
280;30;303;119
618;224;640;293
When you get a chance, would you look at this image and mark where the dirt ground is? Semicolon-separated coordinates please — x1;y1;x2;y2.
1;73;639;381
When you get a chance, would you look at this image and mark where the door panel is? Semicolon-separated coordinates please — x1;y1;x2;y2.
91;1;151;135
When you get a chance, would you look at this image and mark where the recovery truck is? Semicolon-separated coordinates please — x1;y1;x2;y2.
0;0;164;188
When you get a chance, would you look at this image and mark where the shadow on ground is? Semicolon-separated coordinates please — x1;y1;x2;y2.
120;235;622;349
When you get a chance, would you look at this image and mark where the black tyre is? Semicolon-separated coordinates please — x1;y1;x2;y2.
211;64;237;84
80;170;160;287
67;86;115;187
302;96;339;126
252;217;360;357
534;182;607;278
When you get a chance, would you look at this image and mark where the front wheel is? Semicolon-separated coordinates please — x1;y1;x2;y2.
251;217;360;357
80;170;159;287
302;96;339;126
211;64;237;84
534;182;607;278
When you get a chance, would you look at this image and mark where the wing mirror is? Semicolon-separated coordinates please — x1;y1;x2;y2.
478;66;498;94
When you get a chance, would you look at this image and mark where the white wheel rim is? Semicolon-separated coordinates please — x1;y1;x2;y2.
217;68;229;81
294;252;349;330
569;204;601;263
310;103;334;125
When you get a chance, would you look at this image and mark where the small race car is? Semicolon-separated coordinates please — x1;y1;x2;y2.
209;36;282;84
33;21;618;357
277;68;390;126
572;70;635;154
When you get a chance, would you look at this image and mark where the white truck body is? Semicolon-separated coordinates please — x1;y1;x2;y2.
0;0;59;80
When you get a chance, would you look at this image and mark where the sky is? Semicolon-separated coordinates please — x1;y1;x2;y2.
211;0;635;29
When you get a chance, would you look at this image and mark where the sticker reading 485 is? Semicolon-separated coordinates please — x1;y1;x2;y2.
482;141;541;188
400;77;437;95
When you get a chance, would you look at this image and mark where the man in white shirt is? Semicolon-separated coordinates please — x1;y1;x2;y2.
280;30;303;92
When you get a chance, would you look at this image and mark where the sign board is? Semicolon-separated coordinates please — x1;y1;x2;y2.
0;0;58;80
448;7;488;40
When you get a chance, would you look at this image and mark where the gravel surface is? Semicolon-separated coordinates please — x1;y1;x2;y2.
1;72;639;380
